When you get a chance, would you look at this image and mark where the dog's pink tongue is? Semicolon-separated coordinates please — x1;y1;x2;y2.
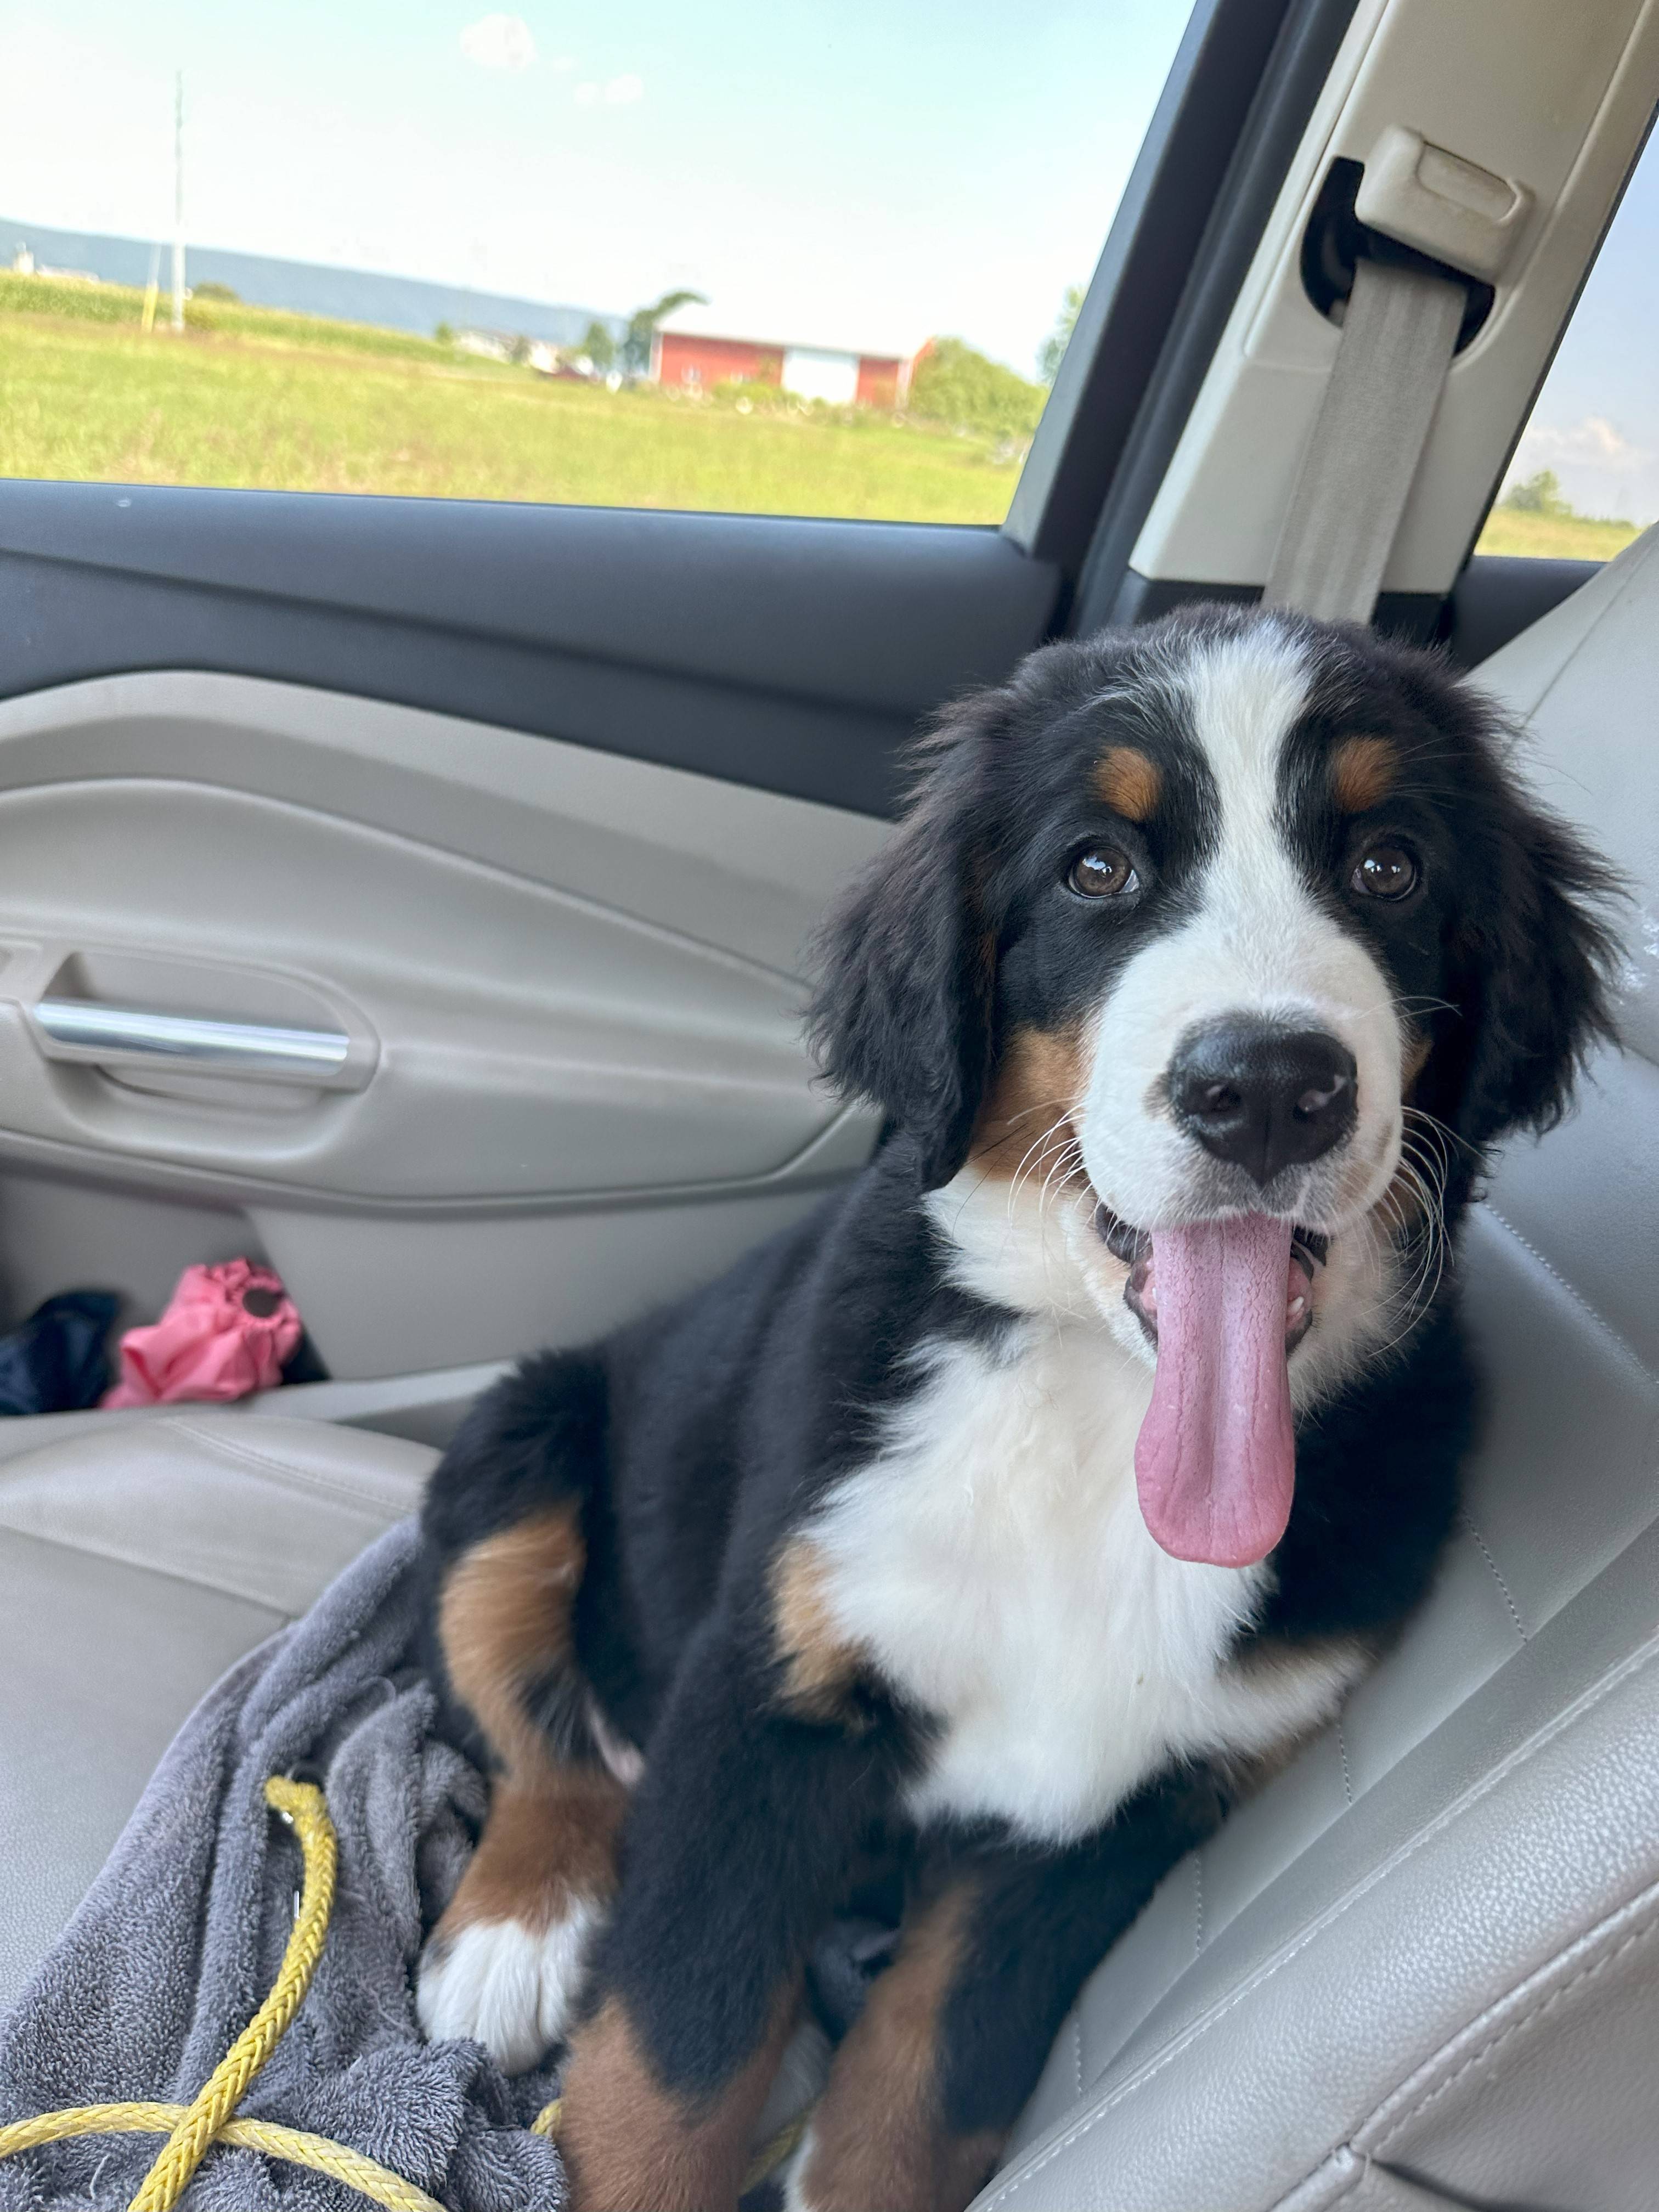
1134;1214;1296;1567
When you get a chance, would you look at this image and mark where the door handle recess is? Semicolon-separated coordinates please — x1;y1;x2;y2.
32;999;353;1082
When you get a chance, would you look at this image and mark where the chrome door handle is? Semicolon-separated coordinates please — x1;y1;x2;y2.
32;999;353;1081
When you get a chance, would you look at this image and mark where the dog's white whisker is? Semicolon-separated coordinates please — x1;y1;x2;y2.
1007;1111;1077;1225
1403;1101;1481;1164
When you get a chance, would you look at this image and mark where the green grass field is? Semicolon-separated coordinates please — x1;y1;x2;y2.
0;274;1025;523
1473;504;1641;561
5;272;1647;553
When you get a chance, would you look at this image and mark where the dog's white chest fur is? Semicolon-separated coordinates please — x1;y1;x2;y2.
809;1325;1350;1844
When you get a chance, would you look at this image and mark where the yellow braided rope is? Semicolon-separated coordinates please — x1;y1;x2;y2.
128;1774;337;2210
0;1776;444;2212
1;1770;805;2208
0;2101;443;2211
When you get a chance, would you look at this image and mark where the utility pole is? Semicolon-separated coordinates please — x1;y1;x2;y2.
170;70;185;332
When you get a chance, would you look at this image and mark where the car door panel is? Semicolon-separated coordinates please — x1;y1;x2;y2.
0;484;1062;815
0;668;894;1378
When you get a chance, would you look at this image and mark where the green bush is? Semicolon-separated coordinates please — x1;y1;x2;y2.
620;289;705;376
191;279;240;303
707;376;794;410
907;337;1046;443
1499;467;1571;516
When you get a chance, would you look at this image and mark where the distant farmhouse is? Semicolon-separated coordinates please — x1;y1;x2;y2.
650;303;924;407
453;328;563;374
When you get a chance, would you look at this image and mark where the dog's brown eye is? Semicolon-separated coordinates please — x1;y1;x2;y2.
1351;842;1419;900
1068;845;1137;899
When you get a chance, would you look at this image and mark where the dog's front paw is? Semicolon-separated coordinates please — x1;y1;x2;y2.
417;1899;603;2074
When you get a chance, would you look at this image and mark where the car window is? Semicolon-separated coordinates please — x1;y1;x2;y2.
1477;122;1659;562
0;2;1195;525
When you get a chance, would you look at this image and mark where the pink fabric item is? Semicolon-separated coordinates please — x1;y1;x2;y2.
102;1259;303;1409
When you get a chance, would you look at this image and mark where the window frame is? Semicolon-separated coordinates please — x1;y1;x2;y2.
1003;0;1363;605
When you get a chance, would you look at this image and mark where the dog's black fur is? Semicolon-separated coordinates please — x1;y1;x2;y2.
418;608;1618;2210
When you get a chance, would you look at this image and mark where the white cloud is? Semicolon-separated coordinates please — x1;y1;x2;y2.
459;14;537;72
575;74;644;107
1514;413;1652;472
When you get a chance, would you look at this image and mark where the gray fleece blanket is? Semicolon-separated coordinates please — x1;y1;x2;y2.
0;1517;569;2211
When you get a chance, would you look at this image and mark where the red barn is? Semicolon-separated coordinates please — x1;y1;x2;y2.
651;307;922;408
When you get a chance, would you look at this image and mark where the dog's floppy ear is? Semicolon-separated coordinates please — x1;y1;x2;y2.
1439;770;1622;1153
808;692;1009;1188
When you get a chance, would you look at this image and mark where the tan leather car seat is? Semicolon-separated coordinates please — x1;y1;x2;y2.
0;1409;434;2006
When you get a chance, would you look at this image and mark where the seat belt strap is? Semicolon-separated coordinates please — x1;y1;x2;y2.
1262;257;1466;625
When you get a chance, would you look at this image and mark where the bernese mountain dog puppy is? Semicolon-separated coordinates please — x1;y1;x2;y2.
415;605;1618;2212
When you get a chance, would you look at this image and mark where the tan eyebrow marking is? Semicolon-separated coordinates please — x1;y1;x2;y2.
1331;735;1398;813
1093;746;1163;822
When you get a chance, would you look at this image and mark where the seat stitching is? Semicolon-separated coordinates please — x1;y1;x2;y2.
1481;1206;1658;1389
0;1517;295;1617
158;1418;426;1511
161;1414;398;1486
0;1459;402;1542
1073;2017;1084;2100
1266;2145;1369;2210
973;1629;1659;2209
1336;1715;1353;1808
1364;1890;1659;2157
1459;1511;1527;1643
1193;1854;1204;1955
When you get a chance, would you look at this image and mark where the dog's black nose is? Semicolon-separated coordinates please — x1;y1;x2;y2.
1169;1021;1357;1187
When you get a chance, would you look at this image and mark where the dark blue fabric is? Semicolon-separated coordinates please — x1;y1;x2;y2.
0;1290;119;1415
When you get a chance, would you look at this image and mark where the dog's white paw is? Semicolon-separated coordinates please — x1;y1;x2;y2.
417;1900;601;2074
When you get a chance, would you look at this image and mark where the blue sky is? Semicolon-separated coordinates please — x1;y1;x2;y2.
1505;132;1659;524
0;1;1198;374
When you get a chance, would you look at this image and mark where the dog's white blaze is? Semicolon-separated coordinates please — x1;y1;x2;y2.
417;1900;601;2074
809;1308;1361;1846
1080;621;1405;1236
